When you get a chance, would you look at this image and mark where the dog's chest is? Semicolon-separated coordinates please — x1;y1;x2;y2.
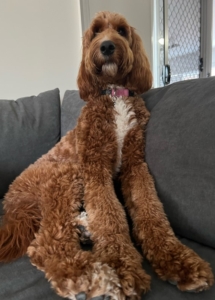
113;97;137;172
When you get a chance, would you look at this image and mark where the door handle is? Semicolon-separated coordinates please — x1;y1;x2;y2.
162;64;171;85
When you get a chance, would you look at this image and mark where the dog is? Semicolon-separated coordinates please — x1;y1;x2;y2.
0;11;214;300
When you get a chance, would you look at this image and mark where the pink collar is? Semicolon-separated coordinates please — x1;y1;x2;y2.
102;87;134;97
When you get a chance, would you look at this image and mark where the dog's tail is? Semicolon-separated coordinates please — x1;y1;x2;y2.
0;202;41;262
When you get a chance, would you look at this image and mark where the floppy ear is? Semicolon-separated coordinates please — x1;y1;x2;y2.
77;30;96;101
126;27;153;94
77;57;94;101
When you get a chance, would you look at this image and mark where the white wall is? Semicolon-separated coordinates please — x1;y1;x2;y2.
0;0;82;100
86;0;153;68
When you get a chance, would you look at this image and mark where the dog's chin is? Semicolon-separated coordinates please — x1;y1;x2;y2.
102;63;118;78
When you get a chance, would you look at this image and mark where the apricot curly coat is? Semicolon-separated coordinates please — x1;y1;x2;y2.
0;11;214;300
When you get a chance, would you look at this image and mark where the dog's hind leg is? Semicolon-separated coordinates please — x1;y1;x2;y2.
27;162;122;300
120;125;214;293
0;162;46;262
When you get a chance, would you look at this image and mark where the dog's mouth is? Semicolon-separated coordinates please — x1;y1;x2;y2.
91;42;133;80
101;62;118;77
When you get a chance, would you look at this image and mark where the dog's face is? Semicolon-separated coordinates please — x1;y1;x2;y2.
83;12;134;81
77;11;152;99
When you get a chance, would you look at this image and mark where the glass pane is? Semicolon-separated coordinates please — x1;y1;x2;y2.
168;0;201;83
212;0;215;76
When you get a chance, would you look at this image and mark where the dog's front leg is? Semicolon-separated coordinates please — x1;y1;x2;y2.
76;102;150;300
82;169;150;300
120;125;214;293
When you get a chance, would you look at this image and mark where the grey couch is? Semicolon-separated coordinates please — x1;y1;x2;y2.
0;77;215;300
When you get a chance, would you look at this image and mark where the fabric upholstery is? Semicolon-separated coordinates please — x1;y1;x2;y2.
0;256;62;300
0;89;61;200
144;77;215;248
61;90;85;137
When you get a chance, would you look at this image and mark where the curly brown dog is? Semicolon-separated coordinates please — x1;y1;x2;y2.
0;11;214;300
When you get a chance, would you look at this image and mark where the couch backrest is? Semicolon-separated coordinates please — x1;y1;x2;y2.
144;77;215;248
0;89;61;202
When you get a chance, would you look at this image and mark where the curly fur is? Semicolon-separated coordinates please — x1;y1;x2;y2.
0;11;214;300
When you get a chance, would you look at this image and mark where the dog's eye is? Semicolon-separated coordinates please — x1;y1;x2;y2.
117;27;126;37
93;27;101;37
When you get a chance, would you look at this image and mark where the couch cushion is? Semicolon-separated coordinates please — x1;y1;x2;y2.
0;89;61;200
0;256;62;300
61;90;85;137
144;77;215;248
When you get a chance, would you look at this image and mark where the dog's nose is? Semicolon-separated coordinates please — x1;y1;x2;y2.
100;41;115;56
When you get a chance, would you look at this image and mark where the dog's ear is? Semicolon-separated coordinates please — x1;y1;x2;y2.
77;30;95;101
126;27;153;94
77;58;93;101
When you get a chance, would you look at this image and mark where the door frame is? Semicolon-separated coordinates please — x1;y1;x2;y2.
152;0;163;87
200;0;213;78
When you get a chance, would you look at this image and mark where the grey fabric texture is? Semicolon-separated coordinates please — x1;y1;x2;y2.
0;256;62;300
61;90;85;137
0;89;61;200
0;237;214;300
144;77;215;248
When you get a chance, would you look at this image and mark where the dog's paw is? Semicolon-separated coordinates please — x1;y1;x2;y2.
118;266;151;299
51;262;124;300
152;243;214;293
76;211;93;245
171;258;214;292
73;262;149;300
88;263;123;300
77;224;93;245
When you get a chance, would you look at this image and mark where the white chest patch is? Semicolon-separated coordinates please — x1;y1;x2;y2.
113;97;137;173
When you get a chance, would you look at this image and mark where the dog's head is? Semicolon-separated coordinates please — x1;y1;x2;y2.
77;11;152;99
